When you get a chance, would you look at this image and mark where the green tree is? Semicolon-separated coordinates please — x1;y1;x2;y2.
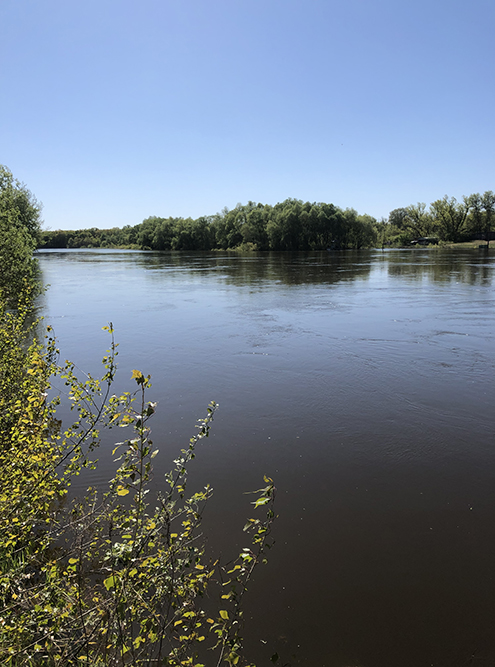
267;199;303;250
465;192;484;237
403;202;435;239
138;216;162;249
354;214;378;248
0;166;43;305
0;166;42;243
313;203;344;250
241;204;270;250
482;190;495;248
40;230;69;248
465;191;495;247
152;217;175;250
213;208;243;249
191;216;214;250
430;195;469;242
388;208;409;229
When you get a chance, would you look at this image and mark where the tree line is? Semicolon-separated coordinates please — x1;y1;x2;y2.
385;192;495;246
40;200;378;251
40;192;495;252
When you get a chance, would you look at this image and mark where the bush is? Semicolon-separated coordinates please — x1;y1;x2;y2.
0;317;276;666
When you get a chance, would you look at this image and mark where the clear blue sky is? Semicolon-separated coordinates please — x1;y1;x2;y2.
1;0;494;230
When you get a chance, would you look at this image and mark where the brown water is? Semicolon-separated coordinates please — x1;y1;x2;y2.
37;248;495;667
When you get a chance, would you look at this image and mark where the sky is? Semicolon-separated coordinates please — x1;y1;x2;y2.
1;0;494;230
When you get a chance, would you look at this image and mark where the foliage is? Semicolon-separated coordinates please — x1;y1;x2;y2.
387;208;409;229
0;309;276;666
383;190;495;245
40;199;380;252
0;295;61;548
402;203;434;239
40;226;140;250
39;186;495;253
479;191;495;247
0;165;43;305
430;196;469;242
0;166;42;243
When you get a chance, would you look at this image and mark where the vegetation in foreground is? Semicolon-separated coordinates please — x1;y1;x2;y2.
39;191;495;252
0;165;278;666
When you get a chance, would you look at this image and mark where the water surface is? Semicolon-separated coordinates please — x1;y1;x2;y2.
37;248;495;667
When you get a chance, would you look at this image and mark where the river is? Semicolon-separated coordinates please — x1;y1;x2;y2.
36;248;495;667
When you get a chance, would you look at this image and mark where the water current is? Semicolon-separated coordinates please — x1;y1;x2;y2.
36;248;495;667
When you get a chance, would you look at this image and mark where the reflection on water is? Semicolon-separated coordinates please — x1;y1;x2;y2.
37;247;495;287
36;248;495;667
385;250;494;285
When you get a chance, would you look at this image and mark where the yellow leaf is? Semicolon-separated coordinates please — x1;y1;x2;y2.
117;486;129;496
131;369;145;384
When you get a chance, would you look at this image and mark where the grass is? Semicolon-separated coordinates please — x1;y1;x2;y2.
441;240;491;249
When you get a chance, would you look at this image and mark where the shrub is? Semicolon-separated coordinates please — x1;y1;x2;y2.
0;319;276;666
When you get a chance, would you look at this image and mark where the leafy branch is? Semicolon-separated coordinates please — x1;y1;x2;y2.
0;320;277;666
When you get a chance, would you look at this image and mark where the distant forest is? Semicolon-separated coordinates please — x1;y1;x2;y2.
39;193;495;251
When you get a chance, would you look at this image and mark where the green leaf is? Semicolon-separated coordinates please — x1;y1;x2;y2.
104;575;116;591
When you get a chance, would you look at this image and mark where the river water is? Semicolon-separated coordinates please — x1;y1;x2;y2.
36;248;495;667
